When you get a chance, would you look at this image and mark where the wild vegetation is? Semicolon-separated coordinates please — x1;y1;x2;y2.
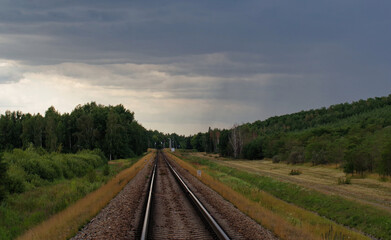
17;151;152;240
0;147;147;240
173;151;391;239
1;95;391;239
195;152;391;214
168;151;370;240
187;94;391;176
0;103;159;239
2;147;106;195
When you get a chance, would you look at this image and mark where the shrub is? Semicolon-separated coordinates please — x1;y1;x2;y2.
2;148;107;194
63;156;90;178
288;147;305;164
6;165;26;193
379;176;388;182
35;147;47;156
272;155;282;163
103;164;110;176
337;176;351;185
86;170;97;183
289;169;302;175
34;158;58;181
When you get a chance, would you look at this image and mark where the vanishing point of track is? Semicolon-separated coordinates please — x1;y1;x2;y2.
139;150;230;240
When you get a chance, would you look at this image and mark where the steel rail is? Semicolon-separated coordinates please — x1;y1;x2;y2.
163;153;231;240
140;156;157;240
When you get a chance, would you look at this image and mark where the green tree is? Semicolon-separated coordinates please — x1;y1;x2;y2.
218;129;232;157
33;114;45;148
0;111;23;150
45;106;60;152
379;143;391;176
105;111;123;160
21;114;34;148
205;127;214;153
74;114;96;150
191;133;205;152
242;137;263;160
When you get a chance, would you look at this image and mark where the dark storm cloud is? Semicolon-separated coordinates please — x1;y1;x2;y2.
2;1;389;63
1;0;391;133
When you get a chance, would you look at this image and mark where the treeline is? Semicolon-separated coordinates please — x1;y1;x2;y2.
0;102;148;159
191;94;391;176
251;95;391;134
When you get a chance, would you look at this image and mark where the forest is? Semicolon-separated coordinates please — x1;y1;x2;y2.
0;101;189;158
1;94;391;202
0;102;149;159
189;94;391;176
0;102;192;201
0;103;152;203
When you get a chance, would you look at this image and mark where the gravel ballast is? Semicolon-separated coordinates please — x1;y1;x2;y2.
165;152;278;240
71;158;154;240
71;151;277;239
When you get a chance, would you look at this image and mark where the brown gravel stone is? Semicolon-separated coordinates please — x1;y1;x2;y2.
148;152;214;239
71;158;154;240
164;152;278;240
71;151;277;240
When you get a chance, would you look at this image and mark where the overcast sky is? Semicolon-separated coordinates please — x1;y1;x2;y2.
1;1;390;135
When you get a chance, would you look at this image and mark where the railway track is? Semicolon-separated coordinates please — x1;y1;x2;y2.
139;150;230;240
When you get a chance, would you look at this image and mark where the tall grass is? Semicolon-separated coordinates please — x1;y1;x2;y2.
16;151;154;240
0;149;110;239
167;151;370;240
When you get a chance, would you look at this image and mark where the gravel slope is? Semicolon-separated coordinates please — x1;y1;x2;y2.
148;153;214;239
71;158;153;240
71;152;277;240
165;152;277;240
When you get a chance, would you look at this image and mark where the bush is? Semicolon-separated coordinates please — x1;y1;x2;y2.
272;155;282;163
337;176;351;185
2;148;107;194
86;170;97;183
63;156;90;178
289;169;302;175
6;165;25;193
288;148;305;164
103;164;110;176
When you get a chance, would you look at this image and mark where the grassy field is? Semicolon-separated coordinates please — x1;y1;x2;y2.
0;150;153;240
171;150;391;240
193;152;391;213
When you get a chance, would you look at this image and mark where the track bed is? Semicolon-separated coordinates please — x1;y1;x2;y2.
72;150;276;240
147;152;215;239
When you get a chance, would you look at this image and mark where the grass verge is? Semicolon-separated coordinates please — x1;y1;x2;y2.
14;151;154;240
167;151;374;240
